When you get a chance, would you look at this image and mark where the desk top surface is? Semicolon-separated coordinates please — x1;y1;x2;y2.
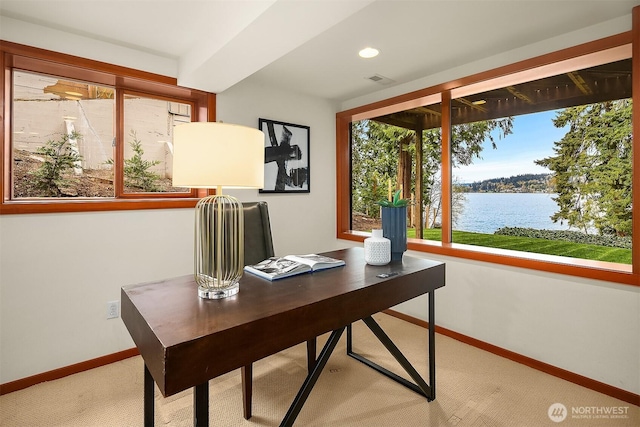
121;247;445;396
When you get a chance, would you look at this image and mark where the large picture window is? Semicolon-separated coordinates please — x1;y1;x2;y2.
1;42;213;214
450;59;632;265
337;32;637;285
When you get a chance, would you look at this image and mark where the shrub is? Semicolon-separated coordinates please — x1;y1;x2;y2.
107;131;162;192
494;227;631;249
30;131;82;196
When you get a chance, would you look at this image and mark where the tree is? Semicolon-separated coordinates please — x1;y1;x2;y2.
535;99;632;236
351;120;401;217
30;131;83;196
423;176;467;228
123;131;161;192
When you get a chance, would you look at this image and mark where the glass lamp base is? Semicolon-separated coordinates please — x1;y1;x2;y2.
198;283;239;299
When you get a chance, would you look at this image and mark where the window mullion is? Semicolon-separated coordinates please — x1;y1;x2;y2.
2;52;10;202
632;5;640;275
441;91;452;244
414;121;423;240
114;88;125;197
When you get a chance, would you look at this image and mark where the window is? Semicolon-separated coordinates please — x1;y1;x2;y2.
450;59;632;266
337;32;637;285
1;42;213;214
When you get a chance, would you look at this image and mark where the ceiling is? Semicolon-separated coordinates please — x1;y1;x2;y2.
0;0;638;103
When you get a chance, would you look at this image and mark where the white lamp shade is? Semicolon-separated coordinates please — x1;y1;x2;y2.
172;122;265;189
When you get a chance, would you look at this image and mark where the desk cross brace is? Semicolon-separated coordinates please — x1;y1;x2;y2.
347;316;433;400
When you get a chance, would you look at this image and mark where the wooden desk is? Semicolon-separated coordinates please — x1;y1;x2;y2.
121;247;445;426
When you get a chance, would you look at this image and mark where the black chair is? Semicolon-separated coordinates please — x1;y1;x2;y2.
243;201;275;266
241;202;274;419
240;201;317;420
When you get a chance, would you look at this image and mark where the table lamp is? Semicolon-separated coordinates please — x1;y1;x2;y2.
172;122;265;299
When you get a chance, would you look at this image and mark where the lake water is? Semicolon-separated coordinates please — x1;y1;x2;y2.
455;192;567;234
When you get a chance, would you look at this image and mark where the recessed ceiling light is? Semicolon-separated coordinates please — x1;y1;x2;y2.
359;47;379;59
472;99;487;105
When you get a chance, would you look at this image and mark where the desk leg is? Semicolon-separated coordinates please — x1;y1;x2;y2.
193;382;209;427
144;365;154;427
241;364;253;420
306;338;317;372
280;327;345;427
428;289;436;400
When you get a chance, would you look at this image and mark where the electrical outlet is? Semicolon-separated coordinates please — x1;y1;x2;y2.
107;301;120;319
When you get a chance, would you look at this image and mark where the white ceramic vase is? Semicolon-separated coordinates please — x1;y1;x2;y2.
364;229;391;265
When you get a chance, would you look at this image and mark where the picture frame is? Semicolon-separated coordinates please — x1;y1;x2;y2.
259;118;310;193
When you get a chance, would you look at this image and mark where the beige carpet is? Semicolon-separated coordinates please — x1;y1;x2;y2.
1;313;638;426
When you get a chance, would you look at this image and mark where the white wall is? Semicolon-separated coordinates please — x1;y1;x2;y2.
216;77;343;257
0;16;176;77
0;209;193;382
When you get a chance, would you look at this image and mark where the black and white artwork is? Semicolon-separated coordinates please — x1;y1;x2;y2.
259;118;310;193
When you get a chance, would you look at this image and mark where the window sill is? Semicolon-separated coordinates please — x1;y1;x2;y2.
338;230;637;286
0;198;199;215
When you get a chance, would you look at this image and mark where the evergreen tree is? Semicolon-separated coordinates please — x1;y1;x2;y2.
123;131;161;192
30;131;82;196
535;99;632;236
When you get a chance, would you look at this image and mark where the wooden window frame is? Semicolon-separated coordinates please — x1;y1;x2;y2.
337;24;639;287
1;41;215;214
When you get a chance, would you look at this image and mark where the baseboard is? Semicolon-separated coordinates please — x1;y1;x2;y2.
383;309;640;407
0;348;139;396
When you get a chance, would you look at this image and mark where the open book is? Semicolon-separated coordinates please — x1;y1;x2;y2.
244;254;345;281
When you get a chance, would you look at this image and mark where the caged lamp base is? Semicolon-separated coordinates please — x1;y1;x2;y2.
194;193;244;299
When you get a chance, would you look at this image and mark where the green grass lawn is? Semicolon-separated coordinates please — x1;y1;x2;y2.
405;228;631;264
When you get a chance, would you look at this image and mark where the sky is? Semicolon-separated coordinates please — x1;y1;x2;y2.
454;110;569;183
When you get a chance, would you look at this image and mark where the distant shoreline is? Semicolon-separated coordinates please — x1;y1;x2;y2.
457;172;554;193
459;190;554;194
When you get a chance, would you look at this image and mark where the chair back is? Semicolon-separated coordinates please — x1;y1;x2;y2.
243;201;275;266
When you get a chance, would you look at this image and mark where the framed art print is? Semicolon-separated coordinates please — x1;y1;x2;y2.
259;118;310;193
